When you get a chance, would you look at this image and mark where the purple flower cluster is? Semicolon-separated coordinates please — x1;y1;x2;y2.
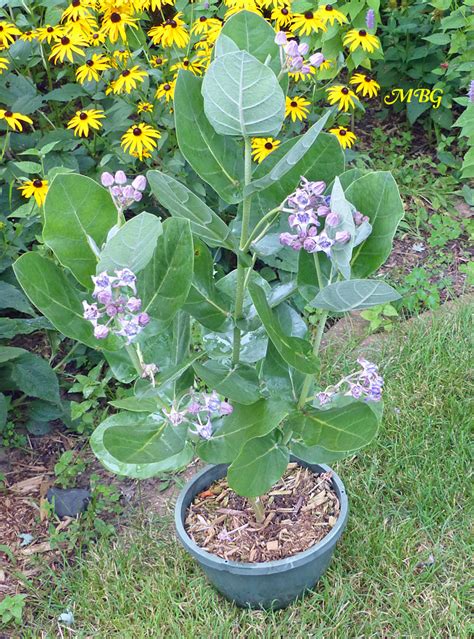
469;80;474;103
317;358;384;406
275;32;325;74
162;391;233;440
101;170;147;211
366;8;375;30
83;268;150;344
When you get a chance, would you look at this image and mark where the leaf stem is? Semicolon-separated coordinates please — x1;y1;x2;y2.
241;204;282;252
249;496;265;523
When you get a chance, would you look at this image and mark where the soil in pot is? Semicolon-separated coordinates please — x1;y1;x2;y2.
185;463;340;563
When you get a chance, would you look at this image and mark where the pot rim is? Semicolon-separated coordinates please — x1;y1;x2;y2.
175;461;349;575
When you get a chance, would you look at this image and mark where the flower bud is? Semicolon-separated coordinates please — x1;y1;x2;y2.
317;205;331;217
303;236;318;253
335;230;351;244
220;401;233;415
309;53;324;68
298;42;309;56
114;170;127;185
96;289;112;304
326;211;340;227
111;185;122;197
285;40;299;57
138;312;150;327
132;175;147;191
274;31;287;46
94;324;109;339
105;304;118;317
126;296;142;312
101;172;114;187
122;185;135;199
133;190;143;202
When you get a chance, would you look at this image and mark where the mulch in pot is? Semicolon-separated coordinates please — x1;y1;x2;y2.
185;463;340;563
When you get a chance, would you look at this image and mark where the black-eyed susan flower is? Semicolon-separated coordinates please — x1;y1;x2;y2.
326;85;357;111
137;101;154;114
155;79;176;102
148;13;189;49
289;66;316;82
49;33;87;63
329;125;356;149
291;11;326;36
0;21;21;48
285;95;311;122
316;4;348;26
63;14;98;40
36;24;63;44
251;137;280;163
225;0;262;19
121;123;161;161
18;178;49;207
76;53;111;83
191;16;222;36
111;48;131;66
0;57;8;74
0;109;33;131
271;5;293;29
20;30;37;42
150;55;168;68
110;66;147;94
61;0;96;22
67;108;105;137
100;9;138;43
343;29;380;54
170;57;204;76
349;73;380;98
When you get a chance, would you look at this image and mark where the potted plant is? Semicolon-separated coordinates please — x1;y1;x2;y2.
14;11;403;609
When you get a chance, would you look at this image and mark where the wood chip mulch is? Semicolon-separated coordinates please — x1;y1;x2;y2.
185;463;340;563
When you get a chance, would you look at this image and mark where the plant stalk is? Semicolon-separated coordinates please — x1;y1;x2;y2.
249;497;265;524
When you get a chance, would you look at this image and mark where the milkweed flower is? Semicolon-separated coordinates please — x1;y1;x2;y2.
285;95;311;122
0;21;22;48
101;170;147;210
349;73;380;98
67;108;105;137
329;125;357;149
343;28;380;53
75;53;111;83
18;178;49;207
121;123;161;160
326;85;357;111
366;9;375;29
251;137;280;163
0;109;33;131
468;80;474;102
161;390;233;440
317;358;384;406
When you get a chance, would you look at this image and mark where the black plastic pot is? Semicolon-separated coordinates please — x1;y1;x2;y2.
175;460;349;609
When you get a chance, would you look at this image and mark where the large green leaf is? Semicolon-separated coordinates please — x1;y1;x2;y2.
174;72;244;204
0;346;27;363
97;213;162;275
43;174;117;288
227;431;289;497
6;351;60;406
0;316;51;339
183;239;232;332
147;170;233;249
198;398;290;464
0;392;7;429
287;401;379;452
312;279;401;312
262;342;305;403
347;172;404;278
91;413;192;478
139;218;193;323
193;360;260;405
13;253;120;350
218;10;282;76
0;281;35;315
245;109;334;196
202;50;285;138
249;282;319;374
289;439;348;465
102;413;188;465
325;177;355;280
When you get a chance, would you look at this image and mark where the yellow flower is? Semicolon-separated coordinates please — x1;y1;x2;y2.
156;79;176;102
36;24;63;44
329;125;356;149
291;11;326;36
349;73;380;98
0;109;33;131
100;9;138;43
88;30;107;45
326;85;357;111
251;137;280;163
0;57;9;74
111;48;131;66
110;66;147;94
316;4;348;26
76;53;111;83
150;55;168;68
61;0;96;22
0;22;22;49
20;30;36;42
63;14;98;39
49;33;87;63
289;66;315;82
271;5;293;29
317;57;334;72
148;13;189;49
142;0;175;9
170;57;204;76
121;123;161;160
18;179;49;207
137;101;154;113
225;0;262;19
67;108;105;137
285;95;311;122
343;29;380;54
191;16;222;36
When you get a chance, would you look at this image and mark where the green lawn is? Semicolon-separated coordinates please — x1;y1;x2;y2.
23;303;473;638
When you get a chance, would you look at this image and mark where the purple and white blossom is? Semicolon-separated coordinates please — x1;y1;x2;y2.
469;80;474;103
83;268;148;345
162;391;234;440
275;32;322;75
100;170;147;212
317;358;384;406
366;8;375;30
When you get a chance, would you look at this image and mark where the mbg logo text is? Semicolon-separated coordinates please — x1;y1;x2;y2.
384;88;443;109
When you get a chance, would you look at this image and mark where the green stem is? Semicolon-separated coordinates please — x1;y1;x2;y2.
239;137;253;250
52;341;80;371
241;204;282;252
249;497;265;524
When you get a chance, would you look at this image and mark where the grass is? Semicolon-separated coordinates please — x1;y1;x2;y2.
21;303;473;639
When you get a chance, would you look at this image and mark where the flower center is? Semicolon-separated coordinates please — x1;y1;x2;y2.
304;11;313;19
164;83;171;90
264;142;273;150
325;4;333;10
33;179;43;187
4;110;12;117
341;87;349;94
0;26;3;32
199;16;207;22
291;101;297;107
339;129;346;136
183;60;189;66
79;112;88;120
72;0;80;6
167;19;177;28
133;127;142;136
110;12;121;23
281;8;288;15
122;69;130;76
86;59;94;66
47;26;54;32
359;29;367;36
61;36;70;45
364;75;371;82
156;58;162;64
